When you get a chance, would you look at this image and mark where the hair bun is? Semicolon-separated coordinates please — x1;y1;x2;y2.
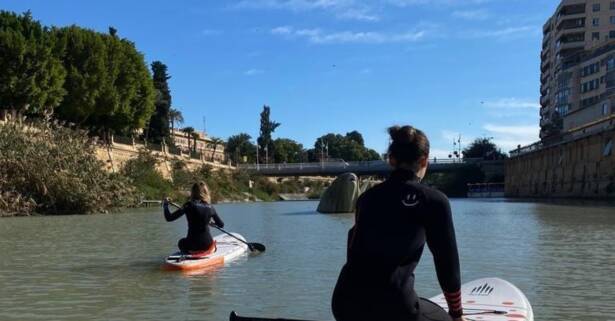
388;125;416;144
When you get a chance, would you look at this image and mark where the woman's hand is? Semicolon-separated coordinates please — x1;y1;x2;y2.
162;197;170;207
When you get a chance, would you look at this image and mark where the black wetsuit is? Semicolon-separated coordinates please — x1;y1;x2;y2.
332;169;462;321
164;200;224;252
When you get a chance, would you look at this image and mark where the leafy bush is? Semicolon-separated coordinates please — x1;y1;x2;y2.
0;119;135;215
121;150;175;201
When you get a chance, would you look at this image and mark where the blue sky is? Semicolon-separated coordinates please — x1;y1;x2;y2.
3;0;559;157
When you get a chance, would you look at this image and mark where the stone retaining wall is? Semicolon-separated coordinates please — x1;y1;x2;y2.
505;128;615;198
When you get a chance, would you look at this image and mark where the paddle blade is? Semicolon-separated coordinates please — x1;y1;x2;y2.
248;243;266;253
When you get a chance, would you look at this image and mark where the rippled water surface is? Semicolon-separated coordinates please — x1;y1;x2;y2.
1;200;615;321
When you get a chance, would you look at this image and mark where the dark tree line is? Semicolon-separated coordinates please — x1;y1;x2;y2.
227;105;382;165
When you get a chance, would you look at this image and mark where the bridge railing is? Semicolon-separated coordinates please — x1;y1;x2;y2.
237;158;482;172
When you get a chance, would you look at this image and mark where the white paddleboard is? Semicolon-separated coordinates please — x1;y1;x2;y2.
164;233;248;272
430;278;534;321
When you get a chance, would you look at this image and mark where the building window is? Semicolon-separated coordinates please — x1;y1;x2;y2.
603;103;610;115
611;16;615;24
592;32;600;40
611;1;615;9
594;18;600;26
594;3;601;11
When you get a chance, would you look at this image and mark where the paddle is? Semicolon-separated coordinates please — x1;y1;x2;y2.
463;309;508;316
169;202;266;253
230;312;320;321
210;223;266;253
229;309;508;321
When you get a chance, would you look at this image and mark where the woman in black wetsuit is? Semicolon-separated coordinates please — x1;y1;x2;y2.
332;126;466;321
163;182;224;253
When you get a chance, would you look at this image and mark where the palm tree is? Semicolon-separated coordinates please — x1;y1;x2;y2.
169;108;184;135
181;127;195;152
208;137;225;162
191;132;200;154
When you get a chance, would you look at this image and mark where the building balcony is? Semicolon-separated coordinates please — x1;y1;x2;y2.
540;118;551;127
556;17;585;31
541;72;550;84
543;17;553;34
541;83;550;95
540;95;551;106
541;60;551;72
541;48;551;60
540;106;551;116
557;3;586;18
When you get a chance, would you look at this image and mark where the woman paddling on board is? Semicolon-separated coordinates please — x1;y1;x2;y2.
332;125;466;321
163;181;224;255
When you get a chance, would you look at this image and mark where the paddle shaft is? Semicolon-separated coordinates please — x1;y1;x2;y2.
230;312;320;321
209;223;255;251
168;202;264;252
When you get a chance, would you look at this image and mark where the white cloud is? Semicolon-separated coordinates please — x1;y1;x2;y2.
387;0;491;7
452;9;490;20
463;25;541;39
271;26;293;35
234;0;379;22
201;29;222;36
270;26;427;44
441;130;462;142
244;69;264;76
482;98;540;109
483;124;539;151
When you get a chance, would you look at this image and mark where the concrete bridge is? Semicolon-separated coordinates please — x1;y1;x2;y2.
238;158;504;177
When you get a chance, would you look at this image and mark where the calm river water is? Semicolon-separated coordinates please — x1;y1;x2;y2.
1;200;615;321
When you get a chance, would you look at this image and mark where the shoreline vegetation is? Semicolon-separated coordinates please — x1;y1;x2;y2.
0;119;327;217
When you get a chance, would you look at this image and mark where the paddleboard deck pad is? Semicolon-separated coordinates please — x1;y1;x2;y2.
430;277;534;321
164;233;248;271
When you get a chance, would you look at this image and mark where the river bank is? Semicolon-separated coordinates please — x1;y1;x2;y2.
0;119;326;217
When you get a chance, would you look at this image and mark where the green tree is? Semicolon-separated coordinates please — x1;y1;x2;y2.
273;138;304;163
311;131;381;162
208;137;225;162
227;133;256;164
346;130;365;146
463;137;507;160
0;10;66;118
147;61;172;143
53;25;154;138
257;105;280;162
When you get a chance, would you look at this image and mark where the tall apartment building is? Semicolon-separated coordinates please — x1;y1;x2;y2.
541;0;615;141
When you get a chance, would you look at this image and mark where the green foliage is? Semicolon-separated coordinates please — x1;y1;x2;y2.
147;61;171;143
310;131;381;162
273;138;304;163
257;105;280;162
0;119;135;216
52;26;155;136
0;10;154;135
0;10;66;115
227;133;256;164
463;137;507;160
121;150;174;200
